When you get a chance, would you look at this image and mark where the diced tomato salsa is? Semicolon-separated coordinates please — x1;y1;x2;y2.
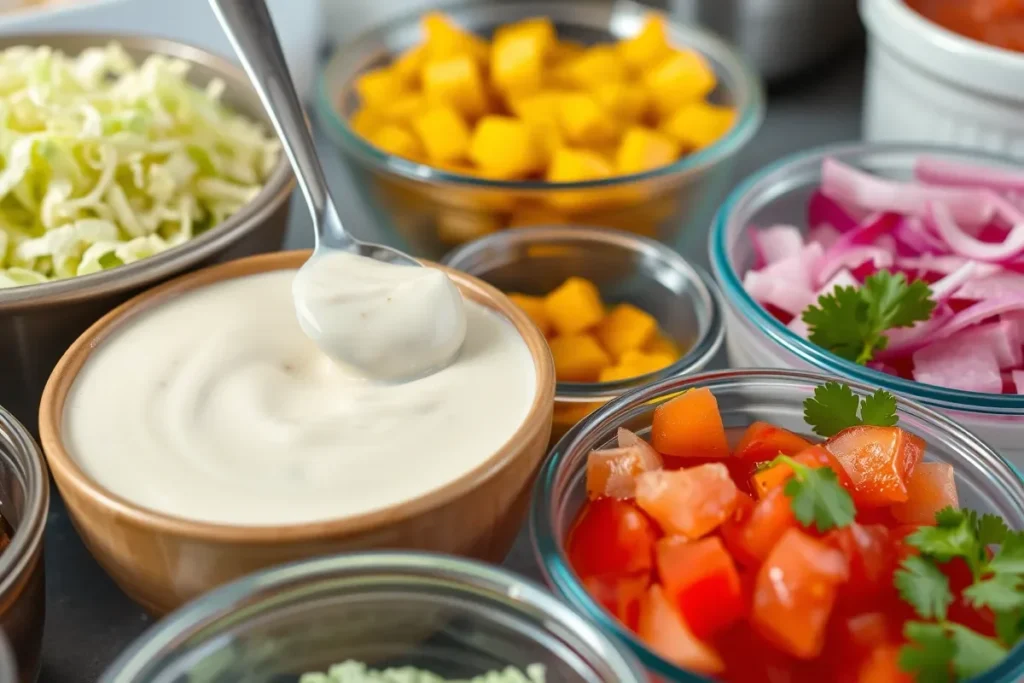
565;388;977;682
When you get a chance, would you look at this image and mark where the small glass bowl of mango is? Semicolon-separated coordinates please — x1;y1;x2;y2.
350;12;735;184
508;276;686;385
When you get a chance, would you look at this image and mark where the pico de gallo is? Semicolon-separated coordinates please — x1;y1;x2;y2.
566;382;1024;682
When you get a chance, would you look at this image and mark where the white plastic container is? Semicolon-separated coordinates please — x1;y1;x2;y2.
860;0;1024;160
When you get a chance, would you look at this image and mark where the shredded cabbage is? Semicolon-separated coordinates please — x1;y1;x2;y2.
299;661;547;683
0;42;280;288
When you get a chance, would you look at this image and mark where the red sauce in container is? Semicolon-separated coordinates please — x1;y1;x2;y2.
905;0;1024;52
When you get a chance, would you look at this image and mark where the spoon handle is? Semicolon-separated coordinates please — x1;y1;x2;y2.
209;0;345;248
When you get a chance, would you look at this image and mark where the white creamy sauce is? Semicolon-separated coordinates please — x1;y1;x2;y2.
63;269;536;526
292;251;467;381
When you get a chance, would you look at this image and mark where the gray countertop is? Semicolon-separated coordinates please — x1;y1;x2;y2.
37;48;866;683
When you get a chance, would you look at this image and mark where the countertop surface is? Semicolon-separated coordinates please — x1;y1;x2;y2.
37;47;866;683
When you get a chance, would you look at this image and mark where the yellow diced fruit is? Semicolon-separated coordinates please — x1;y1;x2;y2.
392;45;427;87
349;109;381;138
491;33;545;96
558;46;628;89
556;92;618;146
592;82;649;124
661;103;736;150
599;364;640;383
468;116;545;179
553;400;602;427
545;147;614;211
617;15;673;70
422;12;489;64
615;126;681;175
544;276;606;336
510;90;562;125
645;50;717;118
596;303;659;360
413;106;471;164
549;40;585;64
435;209;502;244
620;349;677;375
507;293;552;336
644;333;679;356
367;124;423;160
355;67;407;110
494;17;557;55
382;94;427;124
549;334;612;382
423;55;490;120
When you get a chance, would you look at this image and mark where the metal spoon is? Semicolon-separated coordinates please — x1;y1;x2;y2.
210;0;467;381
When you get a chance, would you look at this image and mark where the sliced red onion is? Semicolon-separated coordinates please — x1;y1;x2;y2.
814;246;893;288
930;261;980;302
1013;370;1024;395
946;320;1023;369
750;225;804;266
788;315;810;339
916;156;1024;194
928;202;1024;263
877;304;955;359
808;190;858;233
808;224;841;251
955;271;1024;301
931;295;1024;340
895;254;1001;277
822;158;999;226
913;338;1003;394
893;216;950;256
743;269;815;317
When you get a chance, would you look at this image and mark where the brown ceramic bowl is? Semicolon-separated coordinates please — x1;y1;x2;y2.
38;250;555;616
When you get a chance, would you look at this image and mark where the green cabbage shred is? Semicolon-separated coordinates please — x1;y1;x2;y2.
0;42;280;288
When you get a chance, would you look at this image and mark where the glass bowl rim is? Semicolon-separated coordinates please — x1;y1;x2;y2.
709;140;1024;414
441;225;726;401
0;406;49;601
99;550;649;683
529;367;1024;683
314;0;765;191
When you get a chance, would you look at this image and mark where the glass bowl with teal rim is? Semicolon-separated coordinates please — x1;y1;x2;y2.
99;551;648;683
529;368;1024;682
314;0;764;261
708;142;1024;472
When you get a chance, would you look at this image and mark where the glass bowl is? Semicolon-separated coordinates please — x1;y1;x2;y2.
0;405;49;683
99;551;648;683
443;225;724;445
708;142;1024;471
529;368;1024;683
315;0;764;261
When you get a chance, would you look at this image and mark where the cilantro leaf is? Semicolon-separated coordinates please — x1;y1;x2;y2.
801;382;900;438
896;555;953;620
900;621;954;683
989;532;1024;575
963;574;1024;613
860;388;899;427
978;514;1011;547
907;515;982;568
994;609;1024;649
768;454;855;532
948;624;1008;680
802;270;936;365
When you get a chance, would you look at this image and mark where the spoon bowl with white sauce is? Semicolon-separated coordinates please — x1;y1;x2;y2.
210;0;467;381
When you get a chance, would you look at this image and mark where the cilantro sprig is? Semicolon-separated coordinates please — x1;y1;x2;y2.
761;454;856;532
802;381;899;438
802;270;936;365
896;507;1024;682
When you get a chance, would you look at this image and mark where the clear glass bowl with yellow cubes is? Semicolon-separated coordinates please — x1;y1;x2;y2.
443;226;724;444
316;0;764;261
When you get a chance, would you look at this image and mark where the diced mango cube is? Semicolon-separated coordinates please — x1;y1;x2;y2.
510;90;562;125
549;334;612;382
621;349;677;374
645;333;679;356
366;124;423;160
599;364;640;383
393;45;427;87
545;147;614;211
617;16;673;70
491;32;545;95
556;92;618;145
549;40;585;65
382;93;428;124
349;109;381;138
661;103;736;150
615;126;681;175
507;205;568;228
596;303;659;359
423;55;490;119
413;106;471;164
435;209;502;244
422;12;489;64
508;293;552;336
544;276;606;335
557;46;628;89
356;67;407;110
645;50;717;118
494;17;557;55
468;116;545;179
592;82;649;124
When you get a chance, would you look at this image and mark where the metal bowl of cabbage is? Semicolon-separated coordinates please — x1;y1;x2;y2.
0;34;293;429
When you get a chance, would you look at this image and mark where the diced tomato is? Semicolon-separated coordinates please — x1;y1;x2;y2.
843;612;891;650
826;524;895;608
942;557;997;637
825;426;925;507
856;645;912;683
856;505;895;526
635;463;739;539
750;445;853;499
752;528;849;659
734;421;813;463
656;536;744;639
582;573;650;631
637;584;725;675
721;486;797;566
567;498;658;579
651;387;730;459
585;438;663;500
890;462;959;525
